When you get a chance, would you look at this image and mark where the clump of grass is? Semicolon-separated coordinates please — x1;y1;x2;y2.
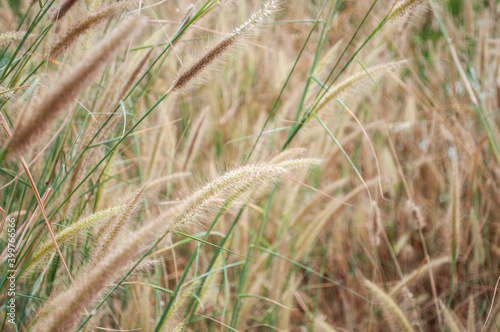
1;0;498;330
33;158;318;331
1;16;146;161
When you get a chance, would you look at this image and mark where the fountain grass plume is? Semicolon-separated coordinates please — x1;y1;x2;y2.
171;0;277;91
50;1;136;57
26;205;124;272
91;187;145;262
0;31;27;47
49;0;81;22
162;158;321;236
387;0;426;22
364;278;415;332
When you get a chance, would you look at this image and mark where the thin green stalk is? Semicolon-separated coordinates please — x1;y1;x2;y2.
230;179;278;327
283;0;386;148
246;0;330;162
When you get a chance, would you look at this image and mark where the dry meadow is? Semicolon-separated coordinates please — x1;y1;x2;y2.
0;0;500;331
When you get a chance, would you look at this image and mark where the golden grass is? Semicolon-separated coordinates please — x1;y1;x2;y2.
0;0;498;330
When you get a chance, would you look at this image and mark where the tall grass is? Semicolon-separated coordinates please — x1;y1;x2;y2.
0;0;499;331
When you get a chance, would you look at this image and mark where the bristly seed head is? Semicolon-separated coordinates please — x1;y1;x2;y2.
171;0;278;91
0;31;27;47
387;0;426;22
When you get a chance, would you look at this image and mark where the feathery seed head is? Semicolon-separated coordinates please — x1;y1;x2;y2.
406;200;426;230
50;1;136;57
49;0;81;22
146;172;191;189
27;205;124;272
269;148;307;164
0;31;27;47
364;278;415;332
387;0;426;22
172;0;278;91
166;158;320;233
230;0;277;37
439;300;465;332
91;187;145;261
33;157;317;331
389;256;451;296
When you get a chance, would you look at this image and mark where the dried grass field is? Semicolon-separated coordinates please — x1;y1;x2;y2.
1;0;500;331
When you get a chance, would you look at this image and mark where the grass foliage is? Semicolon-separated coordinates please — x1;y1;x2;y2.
1;0;500;330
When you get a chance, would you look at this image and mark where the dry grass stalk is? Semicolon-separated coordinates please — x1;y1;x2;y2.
118;43;156;100
0;84;15;99
294;178;378;259
449;150;461;260
3;16;147;160
389;257;451;296
289;178;349;228
181;108;209;171
370;200;383;247
50;1;135;57
467;296;475;332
